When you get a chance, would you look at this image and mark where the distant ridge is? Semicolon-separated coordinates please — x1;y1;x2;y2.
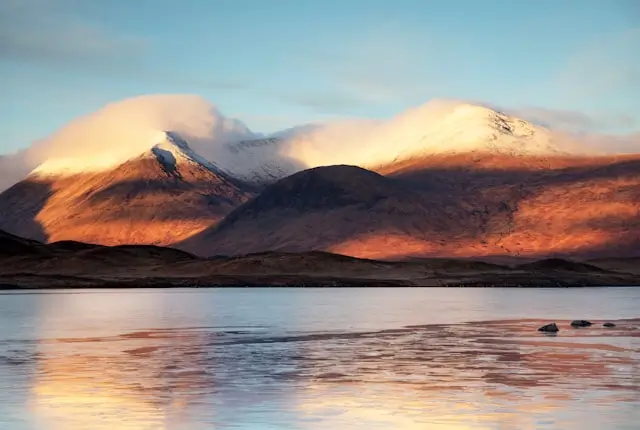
2;229;638;288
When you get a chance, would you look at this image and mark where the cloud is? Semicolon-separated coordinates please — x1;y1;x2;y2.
237;113;342;135
29;94;254;162
0;0;145;68
571;132;640;154
1;97;638;192
0;94;255;188
0;152;32;191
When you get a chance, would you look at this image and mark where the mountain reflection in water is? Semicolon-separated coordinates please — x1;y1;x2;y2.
0;289;638;429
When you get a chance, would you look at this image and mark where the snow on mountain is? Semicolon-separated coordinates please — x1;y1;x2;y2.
215;100;575;184
0;128;254;246
148;131;223;173
1;96;602;190
211;137;302;185
24;94;255;179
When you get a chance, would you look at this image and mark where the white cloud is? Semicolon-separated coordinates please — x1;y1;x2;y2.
1;96;638;192
0;94;254;186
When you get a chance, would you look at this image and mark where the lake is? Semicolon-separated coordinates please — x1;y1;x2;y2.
0;287;638;429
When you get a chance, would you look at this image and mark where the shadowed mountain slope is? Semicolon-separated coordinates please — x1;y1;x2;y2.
180;154;640;261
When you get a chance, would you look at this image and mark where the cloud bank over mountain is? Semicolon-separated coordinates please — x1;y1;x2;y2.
4;94;254;178
0;94;638;190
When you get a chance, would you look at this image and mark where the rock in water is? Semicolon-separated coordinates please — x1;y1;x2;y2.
538;323;559;333
603;322;616;328
570;320;593;327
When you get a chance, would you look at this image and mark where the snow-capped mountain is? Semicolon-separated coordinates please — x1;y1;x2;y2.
212;137;302;185
0;97;599;191
0;131;254;245
0;94;256;191
30;131;228;179
0;95;637;260
215;100;578;185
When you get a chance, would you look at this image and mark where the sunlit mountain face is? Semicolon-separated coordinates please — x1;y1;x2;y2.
181;153;640;260
0;131;254;245
0;95;638;260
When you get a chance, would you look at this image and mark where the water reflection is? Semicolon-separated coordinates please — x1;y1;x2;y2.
23;315;640;429
0;290;638;429
28;293;217;429
290;319;640;429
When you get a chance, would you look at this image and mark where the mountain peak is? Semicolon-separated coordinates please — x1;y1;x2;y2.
146;131;222;175
1;129;255;247
29;130;222;179
214;100;569;186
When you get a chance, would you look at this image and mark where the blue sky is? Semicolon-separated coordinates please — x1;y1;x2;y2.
0;0;638;154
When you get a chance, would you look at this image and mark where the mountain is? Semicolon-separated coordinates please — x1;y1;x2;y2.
179;164;473;256
0;132;254;246
214;136;305;185
181;154;640;261
0;229;46;257
0;94;257;192
214;100;581;185
1;97;637;259
0;99;593;191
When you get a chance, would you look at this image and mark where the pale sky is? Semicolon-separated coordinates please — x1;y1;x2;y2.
0;0;638;154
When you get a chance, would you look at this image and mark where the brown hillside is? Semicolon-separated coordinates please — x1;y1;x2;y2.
2;229;637;288
181;154;640;260
0;147;254;246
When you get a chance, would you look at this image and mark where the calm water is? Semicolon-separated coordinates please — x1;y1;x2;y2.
0;287;638;430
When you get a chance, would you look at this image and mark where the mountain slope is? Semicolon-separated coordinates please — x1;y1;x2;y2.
373;152;640;259
179;164;473;256
215;100;578;185
181;154;640;261
0;132;254;246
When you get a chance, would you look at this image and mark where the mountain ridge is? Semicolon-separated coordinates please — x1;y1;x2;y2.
0;98;637;259
180;154;640;261
0;133;254;245
213;100;578;185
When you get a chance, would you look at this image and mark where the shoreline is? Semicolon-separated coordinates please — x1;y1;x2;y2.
1;274;638;290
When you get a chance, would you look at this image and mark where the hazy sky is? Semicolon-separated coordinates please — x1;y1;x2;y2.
0;0;638;154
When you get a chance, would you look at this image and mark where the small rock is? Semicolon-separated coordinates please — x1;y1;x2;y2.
538;323;559;333
603;322;616;328
570;320;592;327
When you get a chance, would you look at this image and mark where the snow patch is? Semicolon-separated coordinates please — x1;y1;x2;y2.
214;100;571;184
147;131;224;174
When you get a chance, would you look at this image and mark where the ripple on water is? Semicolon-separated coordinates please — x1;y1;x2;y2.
1;318;638;429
